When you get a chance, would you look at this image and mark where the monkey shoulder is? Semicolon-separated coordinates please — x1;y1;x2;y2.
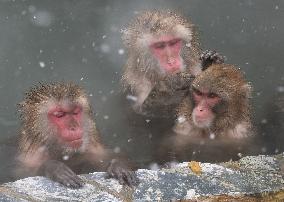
225;121;253;139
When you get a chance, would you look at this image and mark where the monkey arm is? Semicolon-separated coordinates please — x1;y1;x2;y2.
137;72;194;117
16;146;84;188
15;146;50;177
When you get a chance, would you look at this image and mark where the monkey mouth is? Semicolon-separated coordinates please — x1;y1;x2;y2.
193;117;212;128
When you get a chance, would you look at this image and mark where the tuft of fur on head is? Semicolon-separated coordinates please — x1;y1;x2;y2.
192;64;252;101
18;82;96;154
122;10;197;50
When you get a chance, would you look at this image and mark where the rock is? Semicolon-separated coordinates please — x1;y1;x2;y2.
0;154;284;201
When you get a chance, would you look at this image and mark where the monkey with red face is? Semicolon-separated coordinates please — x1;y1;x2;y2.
16;82;138;188
158;63;254;163
122;10;224;118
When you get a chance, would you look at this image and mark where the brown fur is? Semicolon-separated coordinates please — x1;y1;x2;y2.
18;82;99;156
121;10;202;117
175;63;253;139
16;82;138;187
157;64;255;163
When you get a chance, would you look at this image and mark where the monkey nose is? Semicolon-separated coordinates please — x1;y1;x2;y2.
167;58;175;64
70;127;76;131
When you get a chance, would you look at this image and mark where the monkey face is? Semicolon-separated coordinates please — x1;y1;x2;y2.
48;103;84;149
150;35;184;73
192;88;221;128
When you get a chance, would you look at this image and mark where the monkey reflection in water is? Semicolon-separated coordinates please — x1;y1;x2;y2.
159;63;257;163
15;82;138;188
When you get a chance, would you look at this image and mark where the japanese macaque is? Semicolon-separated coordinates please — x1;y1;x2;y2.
122;10;224;118
16;82;138;188
159;64;254;162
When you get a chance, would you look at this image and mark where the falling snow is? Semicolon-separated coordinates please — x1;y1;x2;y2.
31;11;54;27
113;147;121;154
126;95;138;102
145;119;151;123
62;155;69;161
277;86;284;93
39;61;45;68
261;119;267;124
118;49;125;55
209;133;215;140
100;44;110;53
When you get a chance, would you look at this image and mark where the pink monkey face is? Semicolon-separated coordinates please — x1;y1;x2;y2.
192;88;221;128
48;104;83;148
150;36;183;73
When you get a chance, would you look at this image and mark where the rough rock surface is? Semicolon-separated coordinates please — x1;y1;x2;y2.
0;154;284;201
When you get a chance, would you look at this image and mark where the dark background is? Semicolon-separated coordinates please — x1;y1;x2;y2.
0;0;283;182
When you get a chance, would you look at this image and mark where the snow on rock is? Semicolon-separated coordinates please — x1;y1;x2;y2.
0;154;284;201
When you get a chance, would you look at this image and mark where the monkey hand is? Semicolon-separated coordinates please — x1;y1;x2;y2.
106;159;139;187
40;160;84;189
200;50;225;70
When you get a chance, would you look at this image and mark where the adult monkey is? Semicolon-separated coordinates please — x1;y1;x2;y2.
122;10;224;118
16;82;138;188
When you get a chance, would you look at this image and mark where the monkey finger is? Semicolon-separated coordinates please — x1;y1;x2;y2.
130;173;140;186
106;166;115;178
123;171;139;187
111;169;126;185
70;175;84;187
64;176;83;188
60;170;84;188
54;174;80;188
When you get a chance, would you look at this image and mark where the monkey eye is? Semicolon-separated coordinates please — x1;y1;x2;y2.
169;39;181;46
208;93;218;98
53;111;65;118
193;88;202;96
73;110;80;115
152;42;166;49
72;107;82;115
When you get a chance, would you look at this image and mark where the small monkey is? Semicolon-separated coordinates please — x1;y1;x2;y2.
159;64;254;162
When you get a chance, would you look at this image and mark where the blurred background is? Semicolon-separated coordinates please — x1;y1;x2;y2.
0;0;283;182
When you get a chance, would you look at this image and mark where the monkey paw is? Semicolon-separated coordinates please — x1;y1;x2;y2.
200;50;225;70
41;160;84;189
106;159;139;187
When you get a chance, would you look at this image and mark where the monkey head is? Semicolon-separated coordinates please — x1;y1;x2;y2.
190;64;252;130
122;10;200;78
19;82;94;154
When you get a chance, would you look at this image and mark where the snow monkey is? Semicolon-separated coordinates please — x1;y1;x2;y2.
160;64;254;162
16;82;138;188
